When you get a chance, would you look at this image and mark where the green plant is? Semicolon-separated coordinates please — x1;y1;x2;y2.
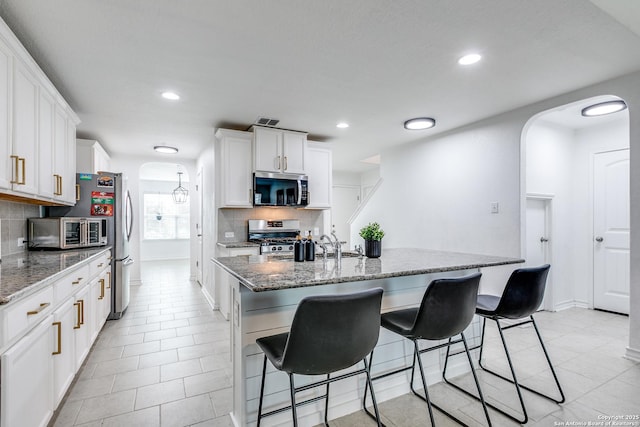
359;222;385;241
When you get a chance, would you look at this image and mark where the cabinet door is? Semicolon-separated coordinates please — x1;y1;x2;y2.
1;314;55;427
92;272;109;340
306;145;332;209
0;37;11;190
38;88;55;198
73;285;91;368
11;59;39;195
253;126;281;172
221;134;253;207
282;132;306;174
52;106;67;201
52;299;76;406
62;117;77;204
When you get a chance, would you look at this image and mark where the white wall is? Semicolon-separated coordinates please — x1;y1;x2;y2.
350;71;640;360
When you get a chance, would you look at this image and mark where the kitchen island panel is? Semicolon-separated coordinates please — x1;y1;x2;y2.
231;268;481;427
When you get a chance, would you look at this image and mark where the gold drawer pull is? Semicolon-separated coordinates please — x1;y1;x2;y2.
72;277;83;285
99;279;105;300
106;272;111;289
75;184;80;201
98;263;104;267
79;299;84;325
73;302;81;329
52;322;62;355
27;302;50;316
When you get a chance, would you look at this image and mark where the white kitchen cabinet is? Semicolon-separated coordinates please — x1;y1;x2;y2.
52;298;77;406
76;138;110;175
91;271;110;341
73;284;91;369
38;87;55;198
1;314;55;427
214;246;260;320
63;116;77;204
10;57;39;196
0;36;12;190
305;142;332;209
253;126;307;174
215;129;253;208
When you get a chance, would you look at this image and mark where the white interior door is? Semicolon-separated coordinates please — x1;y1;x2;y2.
331;185;360;249
196;169;203;285
526;196;552;310
593;149;630;314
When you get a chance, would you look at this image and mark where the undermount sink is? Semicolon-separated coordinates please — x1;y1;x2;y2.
266;251;361;262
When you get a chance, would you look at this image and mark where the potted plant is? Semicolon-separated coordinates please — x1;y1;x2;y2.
359;222;385;258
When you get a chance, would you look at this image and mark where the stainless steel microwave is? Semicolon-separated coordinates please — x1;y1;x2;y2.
253;172;309;207
28;217;108;249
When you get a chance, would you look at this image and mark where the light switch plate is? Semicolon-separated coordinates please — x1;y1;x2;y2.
490;202;499;214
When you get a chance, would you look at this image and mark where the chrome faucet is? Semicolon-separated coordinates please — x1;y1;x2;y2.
320;232;342;265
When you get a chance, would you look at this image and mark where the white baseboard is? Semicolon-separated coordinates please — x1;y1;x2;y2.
625;346;640;362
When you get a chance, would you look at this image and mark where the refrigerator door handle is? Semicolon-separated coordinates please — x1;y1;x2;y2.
123;258;134;266
125;190;133;242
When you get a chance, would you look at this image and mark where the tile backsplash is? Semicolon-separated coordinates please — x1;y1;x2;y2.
0;200;40;257
218;208;326;242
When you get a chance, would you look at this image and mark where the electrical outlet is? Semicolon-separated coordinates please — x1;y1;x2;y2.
313;227;320;236
224;231;235;239
17;237;26;247
490;202;499;214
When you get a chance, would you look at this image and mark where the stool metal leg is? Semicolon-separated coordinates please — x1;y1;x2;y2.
363;357;383;427
257;355;268;427
324;374;330;426
410;340;436;426
289;373;299;427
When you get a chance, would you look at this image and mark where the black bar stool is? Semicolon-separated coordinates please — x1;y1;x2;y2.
444;264;565;424
256;288;384;427
364;273;491;426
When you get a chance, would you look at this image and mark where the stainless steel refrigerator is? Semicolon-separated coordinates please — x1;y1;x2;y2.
49;172;133;319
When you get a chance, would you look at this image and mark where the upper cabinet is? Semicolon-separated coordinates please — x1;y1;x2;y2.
215;129;253;208
0;16;80;205
305;142;332;209
76;139;111;175
253;126;306;174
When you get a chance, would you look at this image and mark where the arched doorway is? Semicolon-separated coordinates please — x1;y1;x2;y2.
139;162;191;280
522;95;630;313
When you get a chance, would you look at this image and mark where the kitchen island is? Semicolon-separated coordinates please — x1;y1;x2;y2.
212;248;523;427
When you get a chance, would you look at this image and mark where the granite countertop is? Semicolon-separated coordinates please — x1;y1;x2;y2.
212;248;524;292
0;247;111;305
216;241;260;249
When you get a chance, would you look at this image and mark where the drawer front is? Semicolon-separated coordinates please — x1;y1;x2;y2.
54;265;90;305
3;286;55;345
89;251;111;278
229;247;260;256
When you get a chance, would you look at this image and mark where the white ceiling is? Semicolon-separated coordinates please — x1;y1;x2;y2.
1;0;639;172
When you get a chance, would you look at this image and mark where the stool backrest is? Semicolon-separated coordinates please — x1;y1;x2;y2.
281;288;384;375
411;273;482;340
494;264;550;319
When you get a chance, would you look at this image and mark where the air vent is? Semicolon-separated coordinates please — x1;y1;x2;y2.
255;117;280;127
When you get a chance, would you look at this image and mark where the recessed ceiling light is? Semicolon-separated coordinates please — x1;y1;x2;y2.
154;145;178;154
336;122;349;128
404;117;436;130
161;91;180;101
581;100;627;117
458;53;482;65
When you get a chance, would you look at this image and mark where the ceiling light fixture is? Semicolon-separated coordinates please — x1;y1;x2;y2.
172;171;189;204
154;145;178;154
458;53;482;65
336;122;349;128
404;117;436;130
581;100;627;117
161;91;180;101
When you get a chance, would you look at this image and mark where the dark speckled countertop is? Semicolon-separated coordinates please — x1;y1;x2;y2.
212;248;524;292
0;248;111;304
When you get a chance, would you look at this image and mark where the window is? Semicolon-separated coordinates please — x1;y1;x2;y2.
143;193;190;240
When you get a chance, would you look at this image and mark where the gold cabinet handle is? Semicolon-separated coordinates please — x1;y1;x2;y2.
10;155;19;184
18;157;26;185
276;156;281;170
284;156;288;171
106;271;111;289
99;279;105;300
76;184;81;201
79;299;84;325
72;277;83;285
52;321;62;355
73;302;81;329
59;175;63;195
27;302;50;316
98;263;104;268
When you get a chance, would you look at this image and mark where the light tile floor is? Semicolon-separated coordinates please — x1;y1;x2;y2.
50;261;640;426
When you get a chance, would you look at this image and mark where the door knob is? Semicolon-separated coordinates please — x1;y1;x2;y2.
595;236;604;242
540;237;549;243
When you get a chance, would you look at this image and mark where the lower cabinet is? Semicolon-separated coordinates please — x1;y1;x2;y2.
0;250;111;427
213;246;260;319
1;314;55;427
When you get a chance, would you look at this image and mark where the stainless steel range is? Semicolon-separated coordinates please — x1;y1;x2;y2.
248;219;300;254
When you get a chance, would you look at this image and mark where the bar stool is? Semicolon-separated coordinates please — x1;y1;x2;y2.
444;264;565;424
364;273;491;426
256;288;384;427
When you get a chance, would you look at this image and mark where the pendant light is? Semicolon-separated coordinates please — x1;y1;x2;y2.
172;171;188;204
